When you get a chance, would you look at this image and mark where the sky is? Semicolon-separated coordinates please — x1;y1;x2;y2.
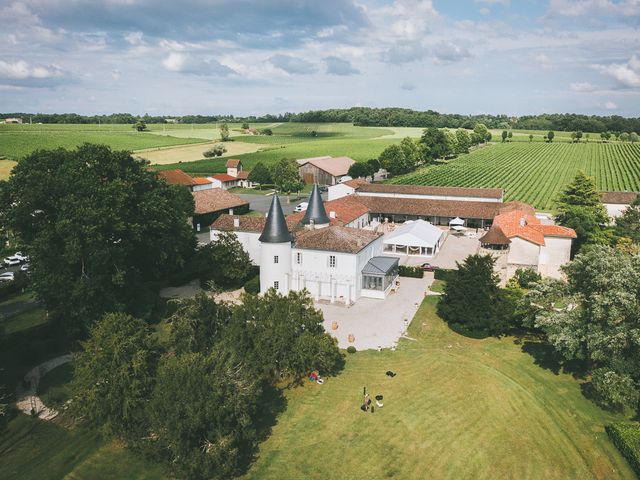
1;0;640;117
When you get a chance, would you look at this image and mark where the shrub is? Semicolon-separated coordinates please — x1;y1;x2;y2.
398;265;423;278
346;346;356;354
512;268;542;289
244;275;260;295
202;143;227;158
434;268;456;282
261;128;273;136
606;422;640;476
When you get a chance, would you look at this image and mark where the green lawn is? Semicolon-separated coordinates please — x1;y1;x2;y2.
242;298;634;479
0;414;163;480
0;297;634;479
0;124;206;160
0;307;47;336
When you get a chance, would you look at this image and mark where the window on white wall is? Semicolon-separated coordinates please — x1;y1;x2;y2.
329;255;336;268
274;281;279;289
296;252;302;264
274;255;279;264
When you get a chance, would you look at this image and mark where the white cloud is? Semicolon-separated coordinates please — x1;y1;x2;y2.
124;31;144;45
479;7;490;15
570;82;597;92
593;55;640;88
604;101;618;109
0;59;67;87
547;0;640;17
162;52;236;76
324;56;359;75
433;41;472;64
268;54;317;74
475;0;510;5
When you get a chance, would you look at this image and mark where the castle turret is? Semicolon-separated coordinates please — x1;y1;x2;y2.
301;184;330;228
259;195;292;294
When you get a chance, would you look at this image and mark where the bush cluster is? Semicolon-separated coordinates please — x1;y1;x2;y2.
434;268;456;282
606;423;640;476
244;275;260;295
398;266;424;278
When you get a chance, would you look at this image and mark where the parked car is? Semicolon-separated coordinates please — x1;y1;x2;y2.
20;263;29;272
294;202;309;213
13;251;27;261
0;271;15;282
3;257;21;267
420;262;439;272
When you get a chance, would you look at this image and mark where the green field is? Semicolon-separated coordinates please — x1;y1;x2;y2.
0;124;206;160
391;142;640;210
155;123;396;175
0;297;634;479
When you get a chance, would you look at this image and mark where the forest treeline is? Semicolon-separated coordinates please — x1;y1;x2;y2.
3;107;639;133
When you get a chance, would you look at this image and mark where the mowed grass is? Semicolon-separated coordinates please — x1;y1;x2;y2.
0;297;634;479
391;142;640;210
0;159;17;180
0;124;205;160
155;123;397;175
243;297;634;480
0;414;163;480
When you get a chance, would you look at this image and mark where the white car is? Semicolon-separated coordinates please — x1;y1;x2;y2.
20;263;29;272
3;257;21;267
0;272;15;282
294;202;309;213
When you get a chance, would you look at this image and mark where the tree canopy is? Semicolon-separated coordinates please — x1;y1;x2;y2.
526;246;640;410
555;171;609;253
0;144;195;334
248;162;272;187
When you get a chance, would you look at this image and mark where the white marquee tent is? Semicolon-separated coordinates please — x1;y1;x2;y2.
449;217;465;226
383;219;445;257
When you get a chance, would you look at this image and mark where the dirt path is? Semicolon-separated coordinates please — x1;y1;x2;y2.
15;354;72;420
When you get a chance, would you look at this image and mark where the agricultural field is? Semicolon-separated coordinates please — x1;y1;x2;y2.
391;142;640;210
155;123;397;175
0;124;205;160
1;297;633;479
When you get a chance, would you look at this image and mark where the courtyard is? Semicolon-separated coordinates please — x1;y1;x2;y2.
317;275;433;350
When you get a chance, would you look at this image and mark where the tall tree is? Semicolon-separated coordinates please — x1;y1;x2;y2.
1;144;195;334
270;158;300;193
70;313;158;442
378;144;412;175
197;232;252;289
399;136;421;167
555;172;609;253
615;197;640;245
348;162;372;179
529;134;534;142
219;122;230;141
149;351;260;480
526;246;640;410
473;123;489;143
547;131;555;142
455;129;471;154
420;127;449;160
247;162;272;188
437;254;510;336
501;130;508;142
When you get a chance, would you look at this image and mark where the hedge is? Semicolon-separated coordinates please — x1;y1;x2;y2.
606;422;640;476
398;265;423;278
244;275;260;295
434;268;457;283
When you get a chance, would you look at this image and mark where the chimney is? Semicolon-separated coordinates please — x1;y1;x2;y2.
329;211;336;219
233;217;240;228
309;219;315;230
519;217;526;227
229;208;234;216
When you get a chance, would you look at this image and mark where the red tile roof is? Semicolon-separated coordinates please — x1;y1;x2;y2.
236;170;250;179
192;177;214;185
342;178;369;189
293;226;382;254
358;184;504;199
492;210;576;246
600;191;638;204
226;159;241;168
192;188;248;215
158;169;196;186
212;173;237;182
287;195;369;226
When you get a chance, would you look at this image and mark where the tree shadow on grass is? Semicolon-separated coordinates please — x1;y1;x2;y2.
519;339;588;378
235;382;288;477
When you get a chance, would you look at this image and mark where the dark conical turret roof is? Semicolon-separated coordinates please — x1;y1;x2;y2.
259;195;292;243
301;184;330;226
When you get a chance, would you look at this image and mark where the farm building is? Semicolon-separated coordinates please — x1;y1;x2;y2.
297;156;355;185
347;183;504;203
208;159;253;189
328;178;370;201
4;117;22;124
191;188;249;230
479;209;576;280
157;169;198;191
600;191;638;220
